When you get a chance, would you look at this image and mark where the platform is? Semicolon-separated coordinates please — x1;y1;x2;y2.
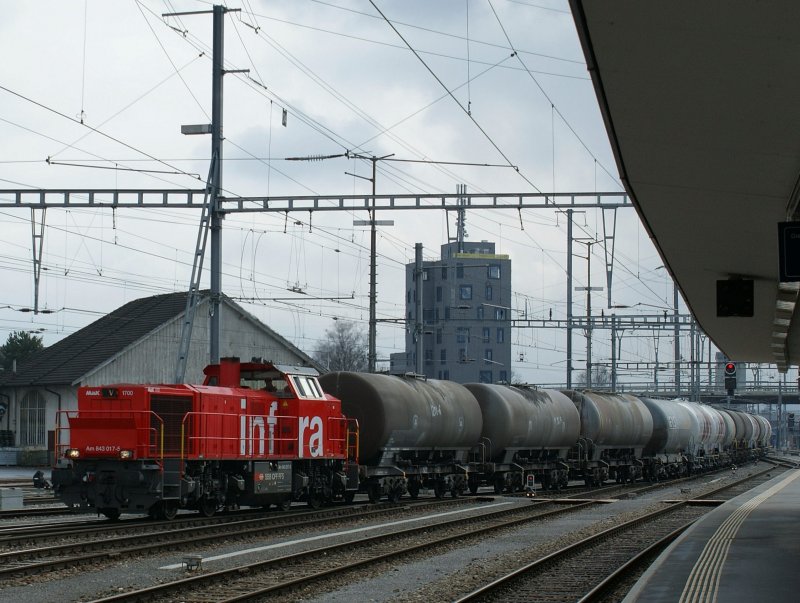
624;467;800;603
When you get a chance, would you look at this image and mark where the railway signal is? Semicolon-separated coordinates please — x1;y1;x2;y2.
724;362;737;395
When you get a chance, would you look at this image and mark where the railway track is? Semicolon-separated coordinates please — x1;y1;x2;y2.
0;496;477;580
453;465;781;603
87;498;594;602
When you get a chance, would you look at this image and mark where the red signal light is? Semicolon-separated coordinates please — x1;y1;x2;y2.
724;362;736;376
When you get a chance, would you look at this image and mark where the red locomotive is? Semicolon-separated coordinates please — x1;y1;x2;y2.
51;358;359;519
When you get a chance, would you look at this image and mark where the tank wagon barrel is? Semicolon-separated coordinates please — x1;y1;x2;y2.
318;372;482;501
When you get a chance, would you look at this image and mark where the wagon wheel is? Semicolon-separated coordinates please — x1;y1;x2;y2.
198;496;216;517
100;508;121;521
367;483;381;504
468;479;479;495
387;488;402;503
408;481;420;499
278;497;292;511
433;481;445;499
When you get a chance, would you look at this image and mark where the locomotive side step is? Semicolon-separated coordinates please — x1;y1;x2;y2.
162;458;181;499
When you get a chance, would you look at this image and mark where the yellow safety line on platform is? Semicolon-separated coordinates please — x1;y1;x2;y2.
679;470;800;603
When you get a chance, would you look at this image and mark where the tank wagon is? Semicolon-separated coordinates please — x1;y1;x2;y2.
640;398;697;480
318;371;482;501
52;358;359;519
464;384;580;493
562;391;654;486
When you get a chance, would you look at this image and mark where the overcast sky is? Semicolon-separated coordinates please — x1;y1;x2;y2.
0;0;707;385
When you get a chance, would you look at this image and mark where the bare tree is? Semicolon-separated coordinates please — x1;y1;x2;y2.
314;320;368;373
575;365;611;388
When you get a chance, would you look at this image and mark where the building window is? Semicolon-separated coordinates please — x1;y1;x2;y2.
483;327;491;342
443;370;450;380
445;306;451;320
499;370;508;383
423;308;434;322
485;349;493;363
488;265;501;279
459;347;469;362
407;290;411;303
479;370;492;383
485;285;493;301
422;268;429;281
440;348;447;364
436;286;442;302
494;308;505;320
460;285;473;300
497;328;505;343
477;306;484;320
424;349;433;365
456;327;470;343
456;263;464;278
19;390;46;447
436;328;442;344
441;266;447;280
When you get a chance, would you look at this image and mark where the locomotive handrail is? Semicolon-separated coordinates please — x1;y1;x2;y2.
53;409;165;464
346;418;360;463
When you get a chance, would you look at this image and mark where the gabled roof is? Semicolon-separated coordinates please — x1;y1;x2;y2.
0;291;317;386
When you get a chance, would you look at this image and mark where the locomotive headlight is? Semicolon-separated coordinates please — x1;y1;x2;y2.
65;448;81;459
119;449;134;460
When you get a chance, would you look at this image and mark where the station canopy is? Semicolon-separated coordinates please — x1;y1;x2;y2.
570;1;800;371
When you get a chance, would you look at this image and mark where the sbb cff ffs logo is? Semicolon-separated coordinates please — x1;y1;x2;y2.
724;362;737;394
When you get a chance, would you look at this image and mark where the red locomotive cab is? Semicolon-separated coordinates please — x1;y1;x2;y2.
198;358;356;462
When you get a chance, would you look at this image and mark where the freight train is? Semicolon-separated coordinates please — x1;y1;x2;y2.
51;358;771;518
320;372;771;500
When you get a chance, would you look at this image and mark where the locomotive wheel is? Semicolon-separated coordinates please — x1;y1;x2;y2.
408;481;420;499
100;508;121;521
278;498;292;511
151;501;178;520
161;501;178;521
198;497;216;517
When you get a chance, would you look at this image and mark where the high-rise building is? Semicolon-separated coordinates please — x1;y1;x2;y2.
390;240;511;383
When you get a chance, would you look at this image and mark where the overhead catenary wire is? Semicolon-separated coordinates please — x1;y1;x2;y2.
367;0;544;195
